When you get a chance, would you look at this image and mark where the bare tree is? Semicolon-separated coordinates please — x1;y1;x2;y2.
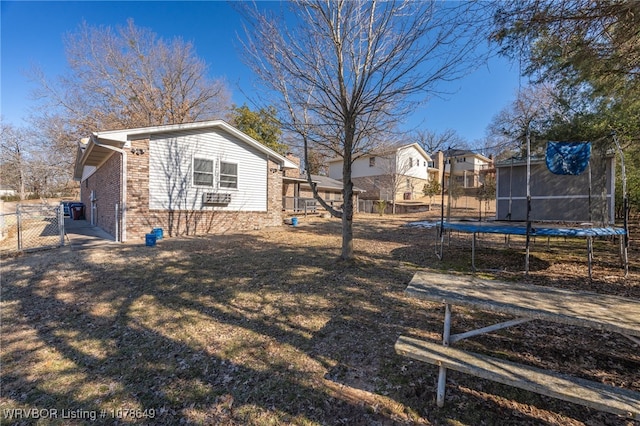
0;122;29;200
305;148;331;176
376;146;421;214
32;19;231;134
1;119;74;200
423;178;441;206
30;114;80;194
415;129;467;155
448;179;463;208
25;19;232;200
487;84;560;159
240;0;492;260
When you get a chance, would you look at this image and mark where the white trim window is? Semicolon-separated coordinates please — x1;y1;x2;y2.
193;157;214;187
219;161;238;189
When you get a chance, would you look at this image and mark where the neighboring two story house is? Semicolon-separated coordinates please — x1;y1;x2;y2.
73;120;298;241
327;143;432;201
431;149;493;190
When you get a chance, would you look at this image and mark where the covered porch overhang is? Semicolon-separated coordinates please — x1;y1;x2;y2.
282;175;364;214
73;136;128;181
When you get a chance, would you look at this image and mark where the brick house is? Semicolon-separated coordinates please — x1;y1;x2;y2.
73;120;297;241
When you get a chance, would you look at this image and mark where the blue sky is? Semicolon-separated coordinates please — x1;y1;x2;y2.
1;1;522;144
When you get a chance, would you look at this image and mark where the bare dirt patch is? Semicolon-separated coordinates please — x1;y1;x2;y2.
1;211;638;425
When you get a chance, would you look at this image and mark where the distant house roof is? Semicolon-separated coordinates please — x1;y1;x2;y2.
0;186;16;196
284;173;365;193
443;149;492;163
327;142;432;164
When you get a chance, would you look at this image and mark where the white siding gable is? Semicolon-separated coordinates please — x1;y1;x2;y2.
396;146;429;179
148;128;269;211
352;156;390;177
329;145;430;180
328;161;343;180
329;156;394;179
445;154;491;174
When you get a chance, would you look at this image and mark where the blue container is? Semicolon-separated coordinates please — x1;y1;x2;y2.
145;233;157;247
152;227;163;240
291;217;298;226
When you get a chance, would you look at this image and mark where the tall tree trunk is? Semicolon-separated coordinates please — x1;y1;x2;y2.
341;128;355;260
341;168;354;260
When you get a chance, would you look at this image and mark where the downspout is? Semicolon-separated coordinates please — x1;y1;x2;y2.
267;155;272;214
90;135;128;242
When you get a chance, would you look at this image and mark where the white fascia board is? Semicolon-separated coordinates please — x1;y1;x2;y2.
399;143;432;162
93;120;298;169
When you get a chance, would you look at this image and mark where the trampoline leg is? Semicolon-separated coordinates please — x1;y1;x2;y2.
472;232;476;272
619;236;629;277
619;236;623;266
436;226;444;260
624;245;629;278
587;236;593;281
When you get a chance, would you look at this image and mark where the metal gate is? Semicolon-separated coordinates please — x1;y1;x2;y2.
0;204;65;253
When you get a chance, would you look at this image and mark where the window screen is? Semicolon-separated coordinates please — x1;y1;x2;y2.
219;162;238;189
194;158;214;186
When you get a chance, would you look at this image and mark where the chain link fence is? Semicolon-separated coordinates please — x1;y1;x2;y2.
0;204;65;254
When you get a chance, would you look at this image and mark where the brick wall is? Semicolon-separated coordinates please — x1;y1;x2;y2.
284;153;301;177
124;139;151;240
266;159;283;223
81;151;122;239
283;154;301;198
283;181;296;198
352;176;388;200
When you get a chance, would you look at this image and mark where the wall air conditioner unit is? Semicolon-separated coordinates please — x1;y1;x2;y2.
203;192;232;205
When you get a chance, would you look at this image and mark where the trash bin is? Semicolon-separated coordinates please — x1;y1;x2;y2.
70;203;85;220
145;233;157;247
152;227;163;240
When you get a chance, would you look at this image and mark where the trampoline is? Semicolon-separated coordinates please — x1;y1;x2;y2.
436;220;628;278
431;133;630;279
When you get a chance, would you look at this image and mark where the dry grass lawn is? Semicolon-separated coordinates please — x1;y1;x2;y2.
1;211;639;425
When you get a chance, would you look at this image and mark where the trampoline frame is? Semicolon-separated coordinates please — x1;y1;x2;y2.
436;221;628;279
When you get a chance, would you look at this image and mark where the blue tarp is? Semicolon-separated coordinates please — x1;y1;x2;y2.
546;142;591;175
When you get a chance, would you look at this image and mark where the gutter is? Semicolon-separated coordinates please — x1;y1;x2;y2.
89;135;128;243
